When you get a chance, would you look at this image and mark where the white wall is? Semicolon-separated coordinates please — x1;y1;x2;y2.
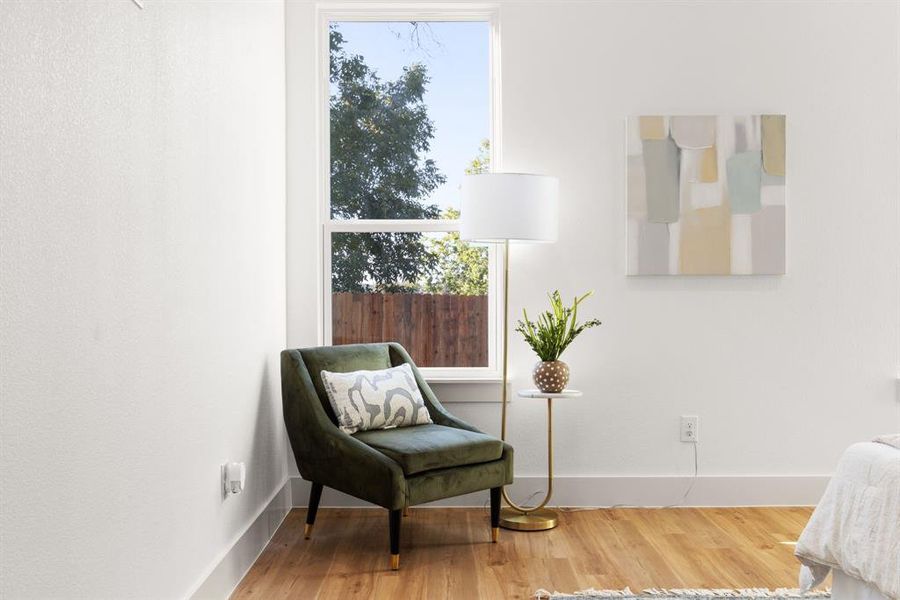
286;0;900;502
0;1;287;598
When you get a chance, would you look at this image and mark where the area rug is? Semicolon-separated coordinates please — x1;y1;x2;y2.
534;588;831;599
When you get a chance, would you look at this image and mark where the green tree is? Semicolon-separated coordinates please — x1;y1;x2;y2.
329;26;445;292
420;140;491;295
465;139;490;175
421;208;489;295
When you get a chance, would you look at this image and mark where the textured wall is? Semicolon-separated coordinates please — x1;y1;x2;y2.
0;1;286;597
287;0;900;494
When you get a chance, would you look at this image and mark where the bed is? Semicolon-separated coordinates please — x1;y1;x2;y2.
795;436;900;600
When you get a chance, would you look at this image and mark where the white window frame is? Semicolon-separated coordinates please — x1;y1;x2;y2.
316;3;504;382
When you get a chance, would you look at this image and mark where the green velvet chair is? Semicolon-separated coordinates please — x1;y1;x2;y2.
281;342;514;570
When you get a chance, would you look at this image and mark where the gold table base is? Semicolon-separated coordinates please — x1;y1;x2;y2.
497;241;581;533
499;507;558;531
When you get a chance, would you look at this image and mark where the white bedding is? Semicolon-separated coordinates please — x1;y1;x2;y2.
833;569;891;600
795;441;900;599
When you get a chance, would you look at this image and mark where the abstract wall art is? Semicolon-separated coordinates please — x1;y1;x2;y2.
626;115;786;275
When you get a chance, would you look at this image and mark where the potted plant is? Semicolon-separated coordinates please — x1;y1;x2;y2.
515;291;601;393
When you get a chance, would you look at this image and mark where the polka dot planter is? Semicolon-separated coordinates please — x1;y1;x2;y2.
532;360;570;393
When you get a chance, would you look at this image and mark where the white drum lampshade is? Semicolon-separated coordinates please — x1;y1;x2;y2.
460;173;559;243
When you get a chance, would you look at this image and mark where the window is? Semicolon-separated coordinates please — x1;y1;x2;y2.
320;12;500;380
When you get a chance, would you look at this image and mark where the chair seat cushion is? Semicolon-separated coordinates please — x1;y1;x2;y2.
353;424;504;475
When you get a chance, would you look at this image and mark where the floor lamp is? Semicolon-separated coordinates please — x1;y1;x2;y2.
460;173;559;531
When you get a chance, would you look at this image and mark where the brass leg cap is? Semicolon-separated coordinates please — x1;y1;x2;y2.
304;524;313;539
491;527;500;543
390;554;400;570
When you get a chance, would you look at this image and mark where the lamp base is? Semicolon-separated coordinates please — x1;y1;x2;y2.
498;507;558;531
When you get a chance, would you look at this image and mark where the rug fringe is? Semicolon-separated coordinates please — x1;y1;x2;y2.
534;588;832;599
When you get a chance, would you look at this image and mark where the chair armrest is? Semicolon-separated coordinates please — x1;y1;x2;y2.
387;343;482;434
499;441;515;484
314;426;408;510
281;350;407;509
429;405;482;433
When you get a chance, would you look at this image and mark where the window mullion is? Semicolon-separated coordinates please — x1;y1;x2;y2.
325;219;460;234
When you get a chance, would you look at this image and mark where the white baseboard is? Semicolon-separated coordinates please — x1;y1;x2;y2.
291;474;829;508
188;479;292;600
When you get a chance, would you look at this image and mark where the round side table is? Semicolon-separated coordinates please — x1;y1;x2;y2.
499;388;583;531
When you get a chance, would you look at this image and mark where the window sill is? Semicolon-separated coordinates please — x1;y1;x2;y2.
425;376;504;384
424;378;508;403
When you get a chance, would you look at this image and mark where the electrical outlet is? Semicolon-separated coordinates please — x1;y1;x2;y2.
680;415;699;443
222;462;246;497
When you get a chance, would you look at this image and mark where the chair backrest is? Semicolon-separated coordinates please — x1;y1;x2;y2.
297;343;395;423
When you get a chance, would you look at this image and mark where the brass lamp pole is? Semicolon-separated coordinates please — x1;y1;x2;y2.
459;173;560;532
497;240;558;530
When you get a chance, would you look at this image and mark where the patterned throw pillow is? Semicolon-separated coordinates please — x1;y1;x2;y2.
320;363;433;434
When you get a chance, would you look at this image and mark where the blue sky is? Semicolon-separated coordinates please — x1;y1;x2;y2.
332;21;490;214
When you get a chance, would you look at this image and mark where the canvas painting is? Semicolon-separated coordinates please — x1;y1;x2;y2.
626;115;786;275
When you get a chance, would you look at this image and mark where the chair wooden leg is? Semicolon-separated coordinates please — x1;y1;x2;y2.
402;506;410;517
304;482;323;539
490;487;501;543
389;509;401;570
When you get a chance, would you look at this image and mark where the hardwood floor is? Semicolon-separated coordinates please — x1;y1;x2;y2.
232;506;814;599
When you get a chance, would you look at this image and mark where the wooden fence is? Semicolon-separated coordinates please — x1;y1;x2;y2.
332;292;489;368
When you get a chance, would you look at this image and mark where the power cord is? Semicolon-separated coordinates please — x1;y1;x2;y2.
561;441;701;511
482;489;546;513
483;442;701;513
663;440;700;508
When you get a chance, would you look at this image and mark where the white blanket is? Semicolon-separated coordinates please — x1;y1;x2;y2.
795;441;900;599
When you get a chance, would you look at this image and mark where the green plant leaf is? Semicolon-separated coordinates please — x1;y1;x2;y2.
514;290;601;361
